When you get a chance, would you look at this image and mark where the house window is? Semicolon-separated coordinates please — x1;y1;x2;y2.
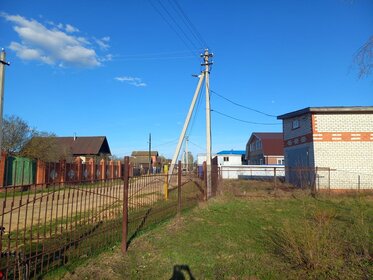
223;157;229;162
292;119;300;129
259;158;263;165
277;159;284;165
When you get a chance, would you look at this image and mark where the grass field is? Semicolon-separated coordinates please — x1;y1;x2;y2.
51;180;372;280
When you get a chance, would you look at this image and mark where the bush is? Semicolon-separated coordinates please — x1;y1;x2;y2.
269;199;372;279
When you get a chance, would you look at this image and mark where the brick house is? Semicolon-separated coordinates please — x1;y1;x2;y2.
130;151;159;173
277;106;373;189
245;133;284;165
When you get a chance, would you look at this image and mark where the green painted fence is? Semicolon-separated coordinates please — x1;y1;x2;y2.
5;156;36;186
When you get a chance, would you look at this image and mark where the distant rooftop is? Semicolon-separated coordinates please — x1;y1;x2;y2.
277;106;373;120
217;150;246;155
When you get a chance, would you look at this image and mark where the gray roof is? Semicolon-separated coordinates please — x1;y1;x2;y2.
277;106;373;120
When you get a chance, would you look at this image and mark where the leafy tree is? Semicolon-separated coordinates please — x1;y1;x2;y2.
1;115;34;154
20;132;64;162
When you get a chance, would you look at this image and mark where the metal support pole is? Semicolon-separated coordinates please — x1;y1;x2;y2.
148;133;151;175
121;156;129;254
164;164;169;200
203;161;207;201
177;160;182;215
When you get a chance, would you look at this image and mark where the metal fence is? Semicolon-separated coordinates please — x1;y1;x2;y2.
216;165;373;192
0;157;213;279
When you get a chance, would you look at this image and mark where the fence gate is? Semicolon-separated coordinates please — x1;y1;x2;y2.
5;157;36;187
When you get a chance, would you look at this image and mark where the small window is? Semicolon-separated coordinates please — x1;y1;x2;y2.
277;159;284;165
223;156;229;162
292;119;300;129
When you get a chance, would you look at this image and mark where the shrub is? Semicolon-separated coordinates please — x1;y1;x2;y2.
269;200;372;279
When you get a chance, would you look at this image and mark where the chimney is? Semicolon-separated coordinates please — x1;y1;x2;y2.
74;132;77;141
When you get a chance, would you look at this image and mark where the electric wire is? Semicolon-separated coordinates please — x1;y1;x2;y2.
112;55;195;61
173;0;208;48
152;138;179;148
211;109;280;125
188;139;205;152
211;89;277;117
147;0;198;57
155;0;200;50
187;78;204;138
167;0;207;48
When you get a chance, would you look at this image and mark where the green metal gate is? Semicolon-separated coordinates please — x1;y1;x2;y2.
5;156;36;186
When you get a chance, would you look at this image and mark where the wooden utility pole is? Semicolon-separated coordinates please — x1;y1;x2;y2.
0;49;10;152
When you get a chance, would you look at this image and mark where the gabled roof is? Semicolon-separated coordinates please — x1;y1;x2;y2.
277;106;373;120
217;150;246;155
131;151;159;157
248;132;283;156
53;136;111;156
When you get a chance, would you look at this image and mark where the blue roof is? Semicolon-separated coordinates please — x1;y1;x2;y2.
217;150;246;155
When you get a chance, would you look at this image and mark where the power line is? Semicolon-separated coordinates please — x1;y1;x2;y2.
211;89;277;117
188;139;205;151
147;0;198;57
167;0;208;48
149;0;202;56
155;0;200;50
113;55;195;61
152;137;179;148
211;109;280;125
187;77;204;137
114;50;199;58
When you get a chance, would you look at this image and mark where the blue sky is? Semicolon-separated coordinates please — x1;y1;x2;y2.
1;0;372;159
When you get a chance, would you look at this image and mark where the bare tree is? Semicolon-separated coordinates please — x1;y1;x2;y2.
1;115;34;154
355;36;373;78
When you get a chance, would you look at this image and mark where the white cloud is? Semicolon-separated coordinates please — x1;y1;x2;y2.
1;13;107;68
114;76;147;87
95;36;110;50
65;24;79;33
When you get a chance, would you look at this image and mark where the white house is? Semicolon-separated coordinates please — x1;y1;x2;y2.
216;150;246;166
277;106;373;190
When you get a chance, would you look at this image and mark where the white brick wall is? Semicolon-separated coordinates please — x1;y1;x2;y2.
283;113;312;140
315;114;373;132
314;141;373;189
283;111;373;190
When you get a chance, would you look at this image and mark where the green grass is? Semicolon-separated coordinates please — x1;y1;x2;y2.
46;181;373;279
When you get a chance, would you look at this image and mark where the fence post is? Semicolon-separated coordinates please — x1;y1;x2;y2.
274;167;277;191
328;167;331;195
121;156;129;254
177;160;182;215
203;161;207;201
163;164;169;200
314;167;318;194
358;175;360;192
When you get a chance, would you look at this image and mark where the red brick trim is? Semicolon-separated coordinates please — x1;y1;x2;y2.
284;133;313;147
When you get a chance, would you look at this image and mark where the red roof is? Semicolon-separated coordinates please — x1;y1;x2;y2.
249;133;283;156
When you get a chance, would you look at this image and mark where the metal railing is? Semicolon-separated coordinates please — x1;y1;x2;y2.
0;157;211;279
